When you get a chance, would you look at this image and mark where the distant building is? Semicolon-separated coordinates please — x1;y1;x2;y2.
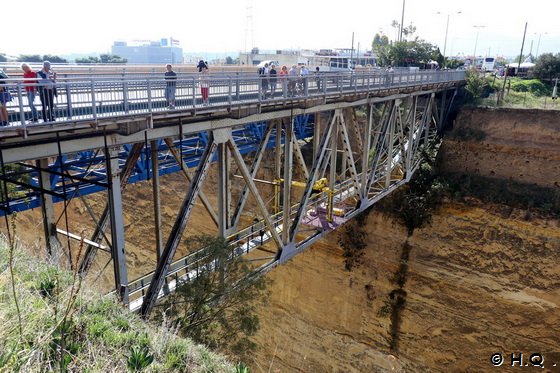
111;38;183;64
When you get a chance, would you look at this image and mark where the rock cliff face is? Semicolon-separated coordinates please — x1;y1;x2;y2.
249;108;560;372
439;107;560;189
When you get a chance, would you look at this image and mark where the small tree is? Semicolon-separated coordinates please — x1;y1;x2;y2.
161;235;269;361
534;53;560;81
464;69;488;101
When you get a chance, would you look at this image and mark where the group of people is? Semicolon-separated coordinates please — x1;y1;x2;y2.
259;63;322;99
0;61;58;126
164;60;210;109
0;60;335;127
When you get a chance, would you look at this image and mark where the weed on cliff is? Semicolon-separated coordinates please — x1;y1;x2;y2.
0;235;236;372
378;151;447;235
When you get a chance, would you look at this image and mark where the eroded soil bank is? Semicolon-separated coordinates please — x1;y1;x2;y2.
249;107;560;372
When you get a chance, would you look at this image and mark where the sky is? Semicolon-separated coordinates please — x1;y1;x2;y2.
2;0;559;59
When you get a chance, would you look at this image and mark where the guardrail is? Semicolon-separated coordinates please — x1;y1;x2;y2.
0;70;465;130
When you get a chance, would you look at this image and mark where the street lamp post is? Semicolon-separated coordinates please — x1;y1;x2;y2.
535;32;548;58
437;11;462;58
473;25;486;64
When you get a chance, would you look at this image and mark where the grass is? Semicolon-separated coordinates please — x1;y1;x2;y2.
479;76;559;110
0;236;237;373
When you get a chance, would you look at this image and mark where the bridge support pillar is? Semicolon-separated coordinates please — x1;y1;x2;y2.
151;140;163;263
282;118;294;245
217;142;231;238
37;158;60;257
360;104;373;206
106;145;129;304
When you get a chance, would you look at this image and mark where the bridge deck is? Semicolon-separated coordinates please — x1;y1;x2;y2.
0;70;464;141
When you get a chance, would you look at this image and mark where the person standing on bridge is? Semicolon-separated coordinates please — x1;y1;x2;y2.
269;64;277;98
279;65;288;97
37;61;57;122
314;66;322;92
259;63;269;100
164;64;177;109
0;69;11;126
21;63;39;122
288;65;298;97
385;65;394;87
198;61;210;106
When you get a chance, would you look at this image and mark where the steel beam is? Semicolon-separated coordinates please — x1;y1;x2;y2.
106;145;129;304
163;137;219;227
151;140;163;262
1;87;457;165
313;113;321;161
405;97;418;178
366;102;395;194
227;138;283;251
360;104;373;203
141;133;217;318
287;111;336;248
217;142;230;238
37;158;60;256
79;142;144;275
230;122;273;230
274;120;282;215
338;113;361;199
385;101;397;188
282;119;294;245
291;135;309;180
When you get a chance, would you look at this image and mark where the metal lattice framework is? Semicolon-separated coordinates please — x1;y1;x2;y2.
0;70;462;317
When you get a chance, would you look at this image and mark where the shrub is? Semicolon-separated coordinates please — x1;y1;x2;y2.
510;79;549;96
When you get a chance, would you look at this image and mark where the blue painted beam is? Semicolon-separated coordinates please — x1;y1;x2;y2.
1;117;313;216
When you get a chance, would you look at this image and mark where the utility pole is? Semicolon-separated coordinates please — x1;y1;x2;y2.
399;0;406;42
350;32;355;69
473;25;486;63
437;11;462;59
517;22;528;72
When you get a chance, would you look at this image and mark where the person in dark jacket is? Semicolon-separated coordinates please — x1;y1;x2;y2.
37;61;57;122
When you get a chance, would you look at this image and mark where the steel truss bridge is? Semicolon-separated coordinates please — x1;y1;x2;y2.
0;69;465;317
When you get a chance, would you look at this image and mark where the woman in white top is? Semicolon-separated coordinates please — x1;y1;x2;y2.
198;61;210;106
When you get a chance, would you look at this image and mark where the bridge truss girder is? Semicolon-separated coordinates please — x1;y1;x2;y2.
0;86;458;314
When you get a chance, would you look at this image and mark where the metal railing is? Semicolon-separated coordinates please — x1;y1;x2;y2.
0;70;465;130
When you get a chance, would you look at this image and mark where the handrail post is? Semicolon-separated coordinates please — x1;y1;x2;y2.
65;82;73;119
17;83;26;127
123;80;129;113
192;77;196;114
228;76;233;106
90;79;97;120
258;77;262;104
235;72;240;101
147;79;153;112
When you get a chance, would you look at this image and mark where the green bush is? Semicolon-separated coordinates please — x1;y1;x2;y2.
510;79;550;96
